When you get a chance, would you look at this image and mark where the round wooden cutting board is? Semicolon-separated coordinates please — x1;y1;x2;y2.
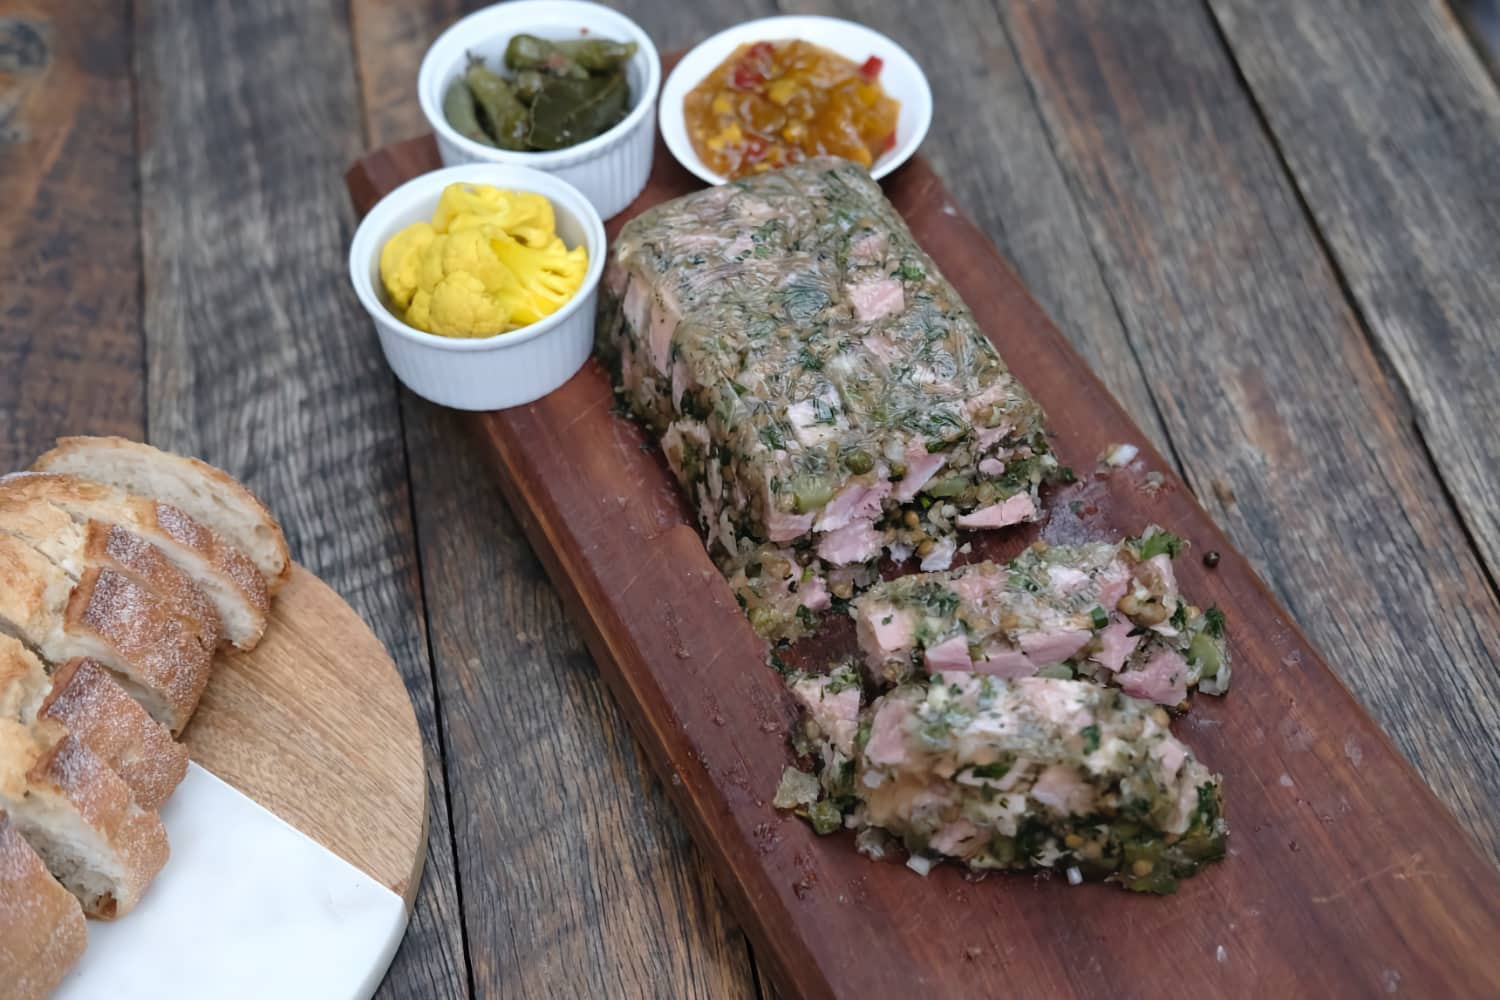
180;564;428;908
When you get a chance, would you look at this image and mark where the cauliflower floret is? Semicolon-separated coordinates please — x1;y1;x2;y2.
488;231;589;325
432;184;556;248
406;271;511;339
378;221;438;311
377;182;589;338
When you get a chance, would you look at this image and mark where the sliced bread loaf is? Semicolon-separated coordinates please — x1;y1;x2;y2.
40;659;189;811
34;436;291;594
0;719;170;919
0;493;220;653
0;532;213;735
0;636;187;811
0;808;87;1000
0;634;49;725
0;473;268;650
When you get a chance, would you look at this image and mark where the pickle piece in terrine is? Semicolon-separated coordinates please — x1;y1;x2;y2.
850;527;1229;704
598;157;1053;634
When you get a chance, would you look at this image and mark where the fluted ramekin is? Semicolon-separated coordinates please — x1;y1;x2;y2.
418;0;660;220
348;164;605;411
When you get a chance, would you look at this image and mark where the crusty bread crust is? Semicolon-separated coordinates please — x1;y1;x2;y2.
65;569;213;736
0;473;268;650
34;436;291;595
41;659;189;811
0;720;170;920
0;533;213;735
0;494;221;653
0;810;87;1000
85;521;221;653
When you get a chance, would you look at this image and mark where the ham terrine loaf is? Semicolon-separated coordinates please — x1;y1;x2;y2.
783;667;1227;893
599;158;1053;638
850;527;1230;705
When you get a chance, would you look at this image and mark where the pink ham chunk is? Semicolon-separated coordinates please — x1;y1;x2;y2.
1030;764;1096;815
894;442;946;502
955;493;1036;530
850;277;904;323
817;520;884;566
767;508;815;543
856;603;918;662
791;676;862;755
1017;628;1091;667
1118;648;1189;706
1089;619;1142;674
647;284;682;374
815;480;892;532
798;575;831;612
1096;561;1132;614
864;697;913;767
971;644;1035;679
923;634;973;673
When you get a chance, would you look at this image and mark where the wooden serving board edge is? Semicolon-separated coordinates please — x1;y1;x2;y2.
182;563;429;909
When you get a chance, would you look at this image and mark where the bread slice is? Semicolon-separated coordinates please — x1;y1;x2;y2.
34;436;291;595
0;718;170;919
0;808;87;1000
0;493;220;653
0;634;49;725
0;532;213;735
0;472;268;650
0;635;187;811
40;659;189;811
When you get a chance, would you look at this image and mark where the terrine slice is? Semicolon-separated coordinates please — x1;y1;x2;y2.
784;669;1227;893
849;527;1229;705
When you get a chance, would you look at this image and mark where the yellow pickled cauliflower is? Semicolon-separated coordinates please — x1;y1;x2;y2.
378;183;588;338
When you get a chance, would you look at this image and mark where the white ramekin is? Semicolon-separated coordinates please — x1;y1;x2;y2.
418;0;660;220
348;164;606;412
659;16;933;186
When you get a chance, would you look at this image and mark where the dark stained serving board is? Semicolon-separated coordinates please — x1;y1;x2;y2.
347;131;1500;997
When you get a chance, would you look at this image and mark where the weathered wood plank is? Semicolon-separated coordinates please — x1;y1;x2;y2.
1206;0;1500;588
131;1;468;995
400;406;759;998
780;0;1170;453
348;1;767;994
1000;0;1500;858
0;1;143;470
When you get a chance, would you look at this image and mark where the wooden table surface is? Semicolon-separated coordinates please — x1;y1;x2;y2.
4;1;1498;996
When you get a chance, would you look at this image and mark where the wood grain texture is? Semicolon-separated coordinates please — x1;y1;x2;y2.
401;405;758;998
0;1;143;471
184;564;426;902
780;0;1171;454
348;4;770;995
130;1;466;994
350;135;1500;1000
1000;0;1500;861
1206;0;1500;587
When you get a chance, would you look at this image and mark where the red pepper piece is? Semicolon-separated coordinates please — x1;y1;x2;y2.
859;55;884;80
731;64;764;90
881;132;897;152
